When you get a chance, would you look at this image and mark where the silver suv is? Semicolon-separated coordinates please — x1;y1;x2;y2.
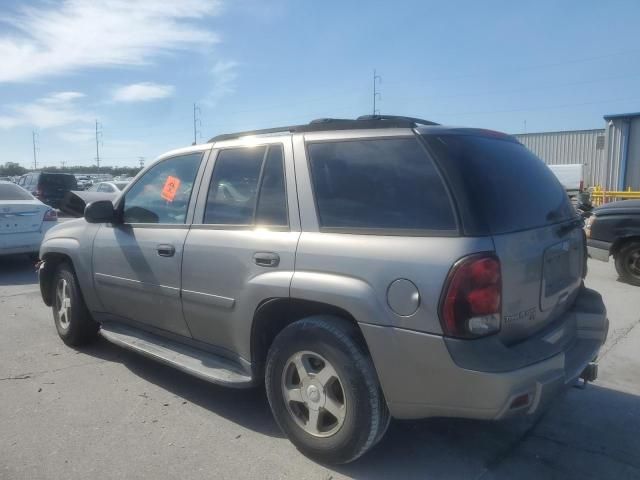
38;116;608;464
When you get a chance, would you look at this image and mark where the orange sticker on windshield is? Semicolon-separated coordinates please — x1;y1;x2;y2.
161;176;181;202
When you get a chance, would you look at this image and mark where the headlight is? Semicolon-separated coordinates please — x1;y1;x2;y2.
584;215;596;237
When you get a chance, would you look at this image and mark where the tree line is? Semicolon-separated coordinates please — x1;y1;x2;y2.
0;162;142;177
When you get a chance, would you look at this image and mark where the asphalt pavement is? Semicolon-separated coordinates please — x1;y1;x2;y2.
1;255;639;480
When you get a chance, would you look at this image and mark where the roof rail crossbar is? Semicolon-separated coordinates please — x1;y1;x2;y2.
356;115;439;126
207;115;439;142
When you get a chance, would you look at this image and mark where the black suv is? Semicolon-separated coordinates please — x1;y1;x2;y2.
17;172;78;209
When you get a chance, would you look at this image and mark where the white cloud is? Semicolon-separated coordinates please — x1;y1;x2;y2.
204;60;239;106
0;91;90;129
0;0;222;83
112;82;175;102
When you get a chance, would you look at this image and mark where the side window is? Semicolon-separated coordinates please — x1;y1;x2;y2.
307;138;456;231
122;153;202;224
204;144;287;226
97;183;111;193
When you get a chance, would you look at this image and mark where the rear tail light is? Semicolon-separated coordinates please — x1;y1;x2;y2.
440;254;502;338
35;188;42;198
579;180;584;192
43;209;58;221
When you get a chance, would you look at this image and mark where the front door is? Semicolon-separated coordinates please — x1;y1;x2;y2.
93;152;205;337
181;140;300;359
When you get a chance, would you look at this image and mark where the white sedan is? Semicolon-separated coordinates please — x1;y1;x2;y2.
87;181;129;193
0;181;58;258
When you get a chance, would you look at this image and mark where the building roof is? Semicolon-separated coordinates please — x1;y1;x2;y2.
603;112;640;120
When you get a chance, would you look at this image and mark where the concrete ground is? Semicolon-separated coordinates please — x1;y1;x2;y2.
1;256;639;480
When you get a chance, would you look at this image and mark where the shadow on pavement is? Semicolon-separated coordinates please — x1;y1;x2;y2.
78;336;640;479
0;254;38;286
333;384;640;480
79;337;284;439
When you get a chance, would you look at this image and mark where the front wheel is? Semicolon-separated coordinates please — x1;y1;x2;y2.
265;316;389;464
614;241;640;286
52;264;99;346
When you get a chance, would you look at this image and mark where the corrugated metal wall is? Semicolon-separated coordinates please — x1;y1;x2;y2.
607;116;640;190
514;129;606;187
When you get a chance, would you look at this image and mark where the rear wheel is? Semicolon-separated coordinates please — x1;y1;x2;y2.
52;264;99;346
265;316;389;464
614;241;640;286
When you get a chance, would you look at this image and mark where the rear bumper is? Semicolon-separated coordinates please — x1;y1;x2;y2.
361;287;608;420
0;231;46;256
587;239;611;262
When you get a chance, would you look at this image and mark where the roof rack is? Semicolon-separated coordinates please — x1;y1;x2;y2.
207;115;439;142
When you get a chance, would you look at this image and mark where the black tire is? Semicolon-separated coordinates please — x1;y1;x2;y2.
51;263;99;346
265;316;389;464
614;241;640;286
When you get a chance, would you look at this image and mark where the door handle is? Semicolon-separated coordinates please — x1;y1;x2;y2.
156;244;176;257
253;252;280;267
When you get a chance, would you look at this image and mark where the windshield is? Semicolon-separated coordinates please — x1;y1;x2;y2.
423;133;575;234
0;183;34;200
115;182;129;190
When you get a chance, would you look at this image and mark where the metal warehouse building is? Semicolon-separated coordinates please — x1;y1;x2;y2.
514;112;640;190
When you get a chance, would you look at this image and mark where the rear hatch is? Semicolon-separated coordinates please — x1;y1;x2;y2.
422;130;583;343
38;173;77;207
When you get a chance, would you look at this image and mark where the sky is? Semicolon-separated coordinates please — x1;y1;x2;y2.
1;0;640;169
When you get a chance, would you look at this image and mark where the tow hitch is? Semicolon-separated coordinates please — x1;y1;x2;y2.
575;362;598;389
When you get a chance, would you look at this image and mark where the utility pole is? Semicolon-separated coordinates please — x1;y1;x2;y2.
373;69;381;115
95;120;102;168
61;160;66;169
193;103;201;145
32;130;38;170
138;156;145;169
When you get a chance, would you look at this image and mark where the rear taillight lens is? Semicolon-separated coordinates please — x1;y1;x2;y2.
440;254;502;338
34;188;42;198
43;209;58;221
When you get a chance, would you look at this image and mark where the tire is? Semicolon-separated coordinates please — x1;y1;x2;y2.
614;241;640;286
28;252;39;262
265;316;389;464
51;263;99;346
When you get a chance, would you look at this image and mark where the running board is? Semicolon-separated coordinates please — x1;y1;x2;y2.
99;322;254;388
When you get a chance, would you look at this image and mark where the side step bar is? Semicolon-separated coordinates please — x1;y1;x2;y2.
100;322;254;388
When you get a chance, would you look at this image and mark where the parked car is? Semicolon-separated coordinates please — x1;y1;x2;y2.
586;199;640;285
0;181;57;258
17;172;78;209
74;175;93;190
37;116;608;464
547;163;584;198
87;181;130;193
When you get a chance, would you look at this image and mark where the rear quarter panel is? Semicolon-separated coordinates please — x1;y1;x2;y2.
293;233;494;333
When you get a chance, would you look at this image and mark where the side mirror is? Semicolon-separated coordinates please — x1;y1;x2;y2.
84;200;117;223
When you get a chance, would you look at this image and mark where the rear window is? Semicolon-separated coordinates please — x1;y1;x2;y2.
307;138;456;232
40;173;77;188
422;134;575;234
0;183;34;200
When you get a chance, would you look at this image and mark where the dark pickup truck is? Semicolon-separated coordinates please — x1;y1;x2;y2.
586;200;640;286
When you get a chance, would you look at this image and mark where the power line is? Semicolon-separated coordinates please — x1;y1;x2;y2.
373;69;381;115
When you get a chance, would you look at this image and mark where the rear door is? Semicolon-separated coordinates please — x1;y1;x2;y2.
181;138;299;359
422;132;583;343
92;151;206;336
